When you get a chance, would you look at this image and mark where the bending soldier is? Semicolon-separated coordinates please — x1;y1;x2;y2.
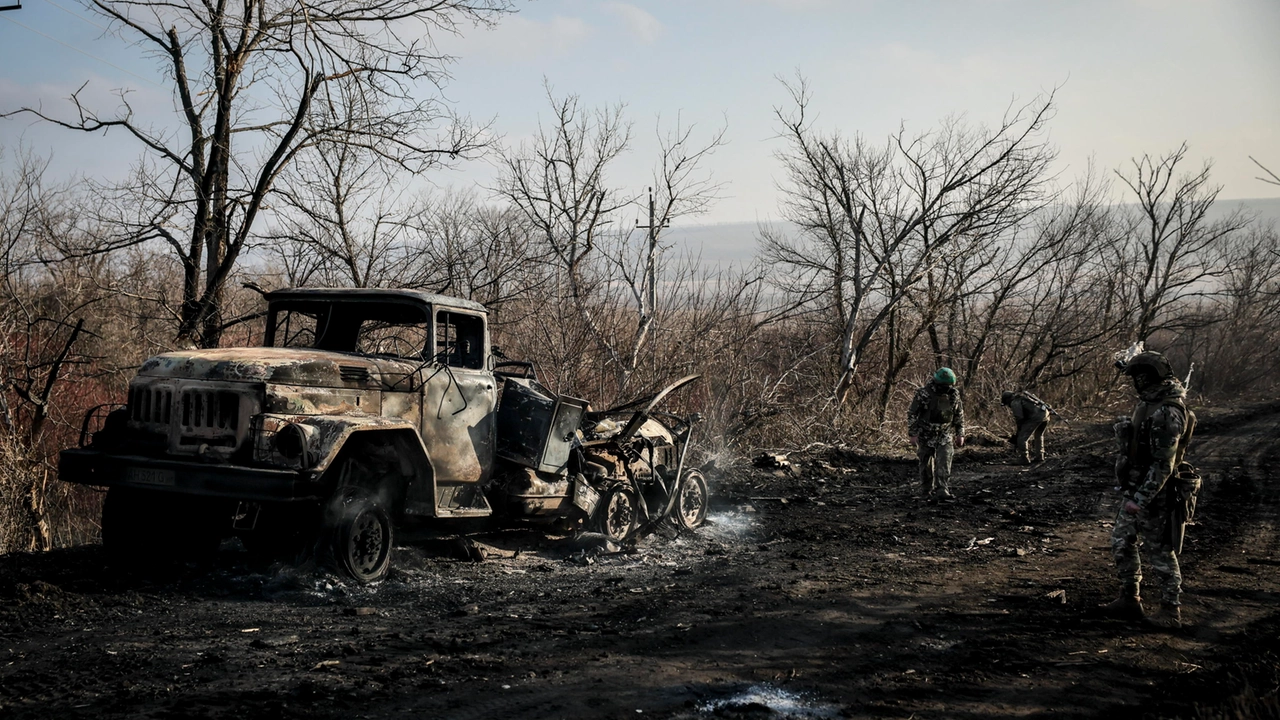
1001;390;1051;464
1104;350;1197;629
907;367;966;502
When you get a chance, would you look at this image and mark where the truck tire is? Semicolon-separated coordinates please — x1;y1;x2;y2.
326;488;393;583
595;485;639;544
673;469;709;530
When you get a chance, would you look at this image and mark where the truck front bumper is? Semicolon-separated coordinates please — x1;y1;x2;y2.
59;448;320;503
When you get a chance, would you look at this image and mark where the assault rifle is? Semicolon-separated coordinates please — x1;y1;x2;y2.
1024;391;1070;427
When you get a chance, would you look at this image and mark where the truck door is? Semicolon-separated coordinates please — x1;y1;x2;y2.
420;308;497;497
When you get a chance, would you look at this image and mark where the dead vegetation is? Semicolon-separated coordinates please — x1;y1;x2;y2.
2;76;1280;554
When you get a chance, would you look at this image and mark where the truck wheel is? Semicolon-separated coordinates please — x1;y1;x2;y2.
595;485;639;543
673;470;709;530
328;489;393;583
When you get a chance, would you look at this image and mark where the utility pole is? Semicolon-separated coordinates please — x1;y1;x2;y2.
0;3;21;11
635;187;669;325
634;187;669;370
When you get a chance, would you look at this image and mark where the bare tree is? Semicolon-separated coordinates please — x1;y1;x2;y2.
1113;144;1248;341
763;76;1057;403
0;148;103;552
264;141;413;289
599;115;727;390
3;0;512;348
952;168;1119;388
401;193;552;312
1183;224;1280;394
1251;156;1280;187
495;86;633;367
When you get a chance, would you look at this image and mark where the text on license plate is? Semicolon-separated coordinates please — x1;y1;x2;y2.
126;467;175;486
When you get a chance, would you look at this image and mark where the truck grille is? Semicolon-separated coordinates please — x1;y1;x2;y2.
127;380;259;454
180;389;241;431
130;386;173;424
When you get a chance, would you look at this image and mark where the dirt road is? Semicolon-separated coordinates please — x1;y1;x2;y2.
3;403;1278;719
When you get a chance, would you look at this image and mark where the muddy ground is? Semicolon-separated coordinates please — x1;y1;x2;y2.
3;402;1279;719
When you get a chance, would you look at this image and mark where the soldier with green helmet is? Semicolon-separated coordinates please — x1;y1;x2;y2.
907;367;966;501
1001;390;1051;464
1103;350;1198;629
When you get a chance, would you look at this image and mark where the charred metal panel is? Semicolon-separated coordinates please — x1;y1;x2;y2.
138;348;382;390
291;414;427;477
431;482;493;518
502;467;573;516
418;364;497;486
265;383;380;416
496;378;587;475
265;287;486;314
380;389;420;426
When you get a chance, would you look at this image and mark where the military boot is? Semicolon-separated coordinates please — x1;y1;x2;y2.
1099;589;1144;620
1145;603;1182;630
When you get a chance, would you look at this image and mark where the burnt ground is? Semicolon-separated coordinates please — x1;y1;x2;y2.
3;402;1280;720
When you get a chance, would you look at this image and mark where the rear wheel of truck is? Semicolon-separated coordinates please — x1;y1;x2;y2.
673;470;709;530
595;485;639;543
326;488;393;584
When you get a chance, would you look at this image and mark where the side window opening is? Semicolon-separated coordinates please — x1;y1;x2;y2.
436;311;484;369
267;301;429;357
271;307;325;349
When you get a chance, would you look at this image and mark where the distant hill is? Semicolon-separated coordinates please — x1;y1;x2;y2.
664;197;1280;268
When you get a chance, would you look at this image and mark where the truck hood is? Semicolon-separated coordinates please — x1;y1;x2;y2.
136;348;414;389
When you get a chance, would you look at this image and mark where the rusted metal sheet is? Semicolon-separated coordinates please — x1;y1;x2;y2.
417;365;496;486
139;347;381;389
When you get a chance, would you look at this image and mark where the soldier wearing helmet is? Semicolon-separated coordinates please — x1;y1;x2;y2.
1001;390;1051;464
1103;350;1197;629
907;367;966;501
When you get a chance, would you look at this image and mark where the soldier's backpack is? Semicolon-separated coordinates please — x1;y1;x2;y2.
928;388;956;424
1023;391;1051;414
1129;395;1197;466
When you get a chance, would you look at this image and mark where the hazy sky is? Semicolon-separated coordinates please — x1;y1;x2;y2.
2;0;1278;224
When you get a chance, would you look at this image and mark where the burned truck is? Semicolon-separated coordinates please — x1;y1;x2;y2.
59;288;709;582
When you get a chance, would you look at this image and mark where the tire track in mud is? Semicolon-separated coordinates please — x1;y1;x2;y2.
1175;403;1280;638
1137;404;1280;718
1177;399;1280;573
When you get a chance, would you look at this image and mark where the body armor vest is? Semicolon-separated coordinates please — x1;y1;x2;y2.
928;389;956;424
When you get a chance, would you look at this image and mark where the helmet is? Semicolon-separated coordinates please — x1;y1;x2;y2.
1001;391;1014;405
933;367;957;385
1122;351;1174;380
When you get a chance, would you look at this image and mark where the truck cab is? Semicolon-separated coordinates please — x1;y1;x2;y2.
62;289;498;581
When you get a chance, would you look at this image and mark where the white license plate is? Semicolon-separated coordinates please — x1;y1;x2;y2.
126;467;175;487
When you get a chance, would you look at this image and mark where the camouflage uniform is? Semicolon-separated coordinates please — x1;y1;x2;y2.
907;381;965;499
1112;377;1192;607
1004;391;1050;464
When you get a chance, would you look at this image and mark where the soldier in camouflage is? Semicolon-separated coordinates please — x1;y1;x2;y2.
907;367;966;501
1001;390;1051;464
1103;350;1196;630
